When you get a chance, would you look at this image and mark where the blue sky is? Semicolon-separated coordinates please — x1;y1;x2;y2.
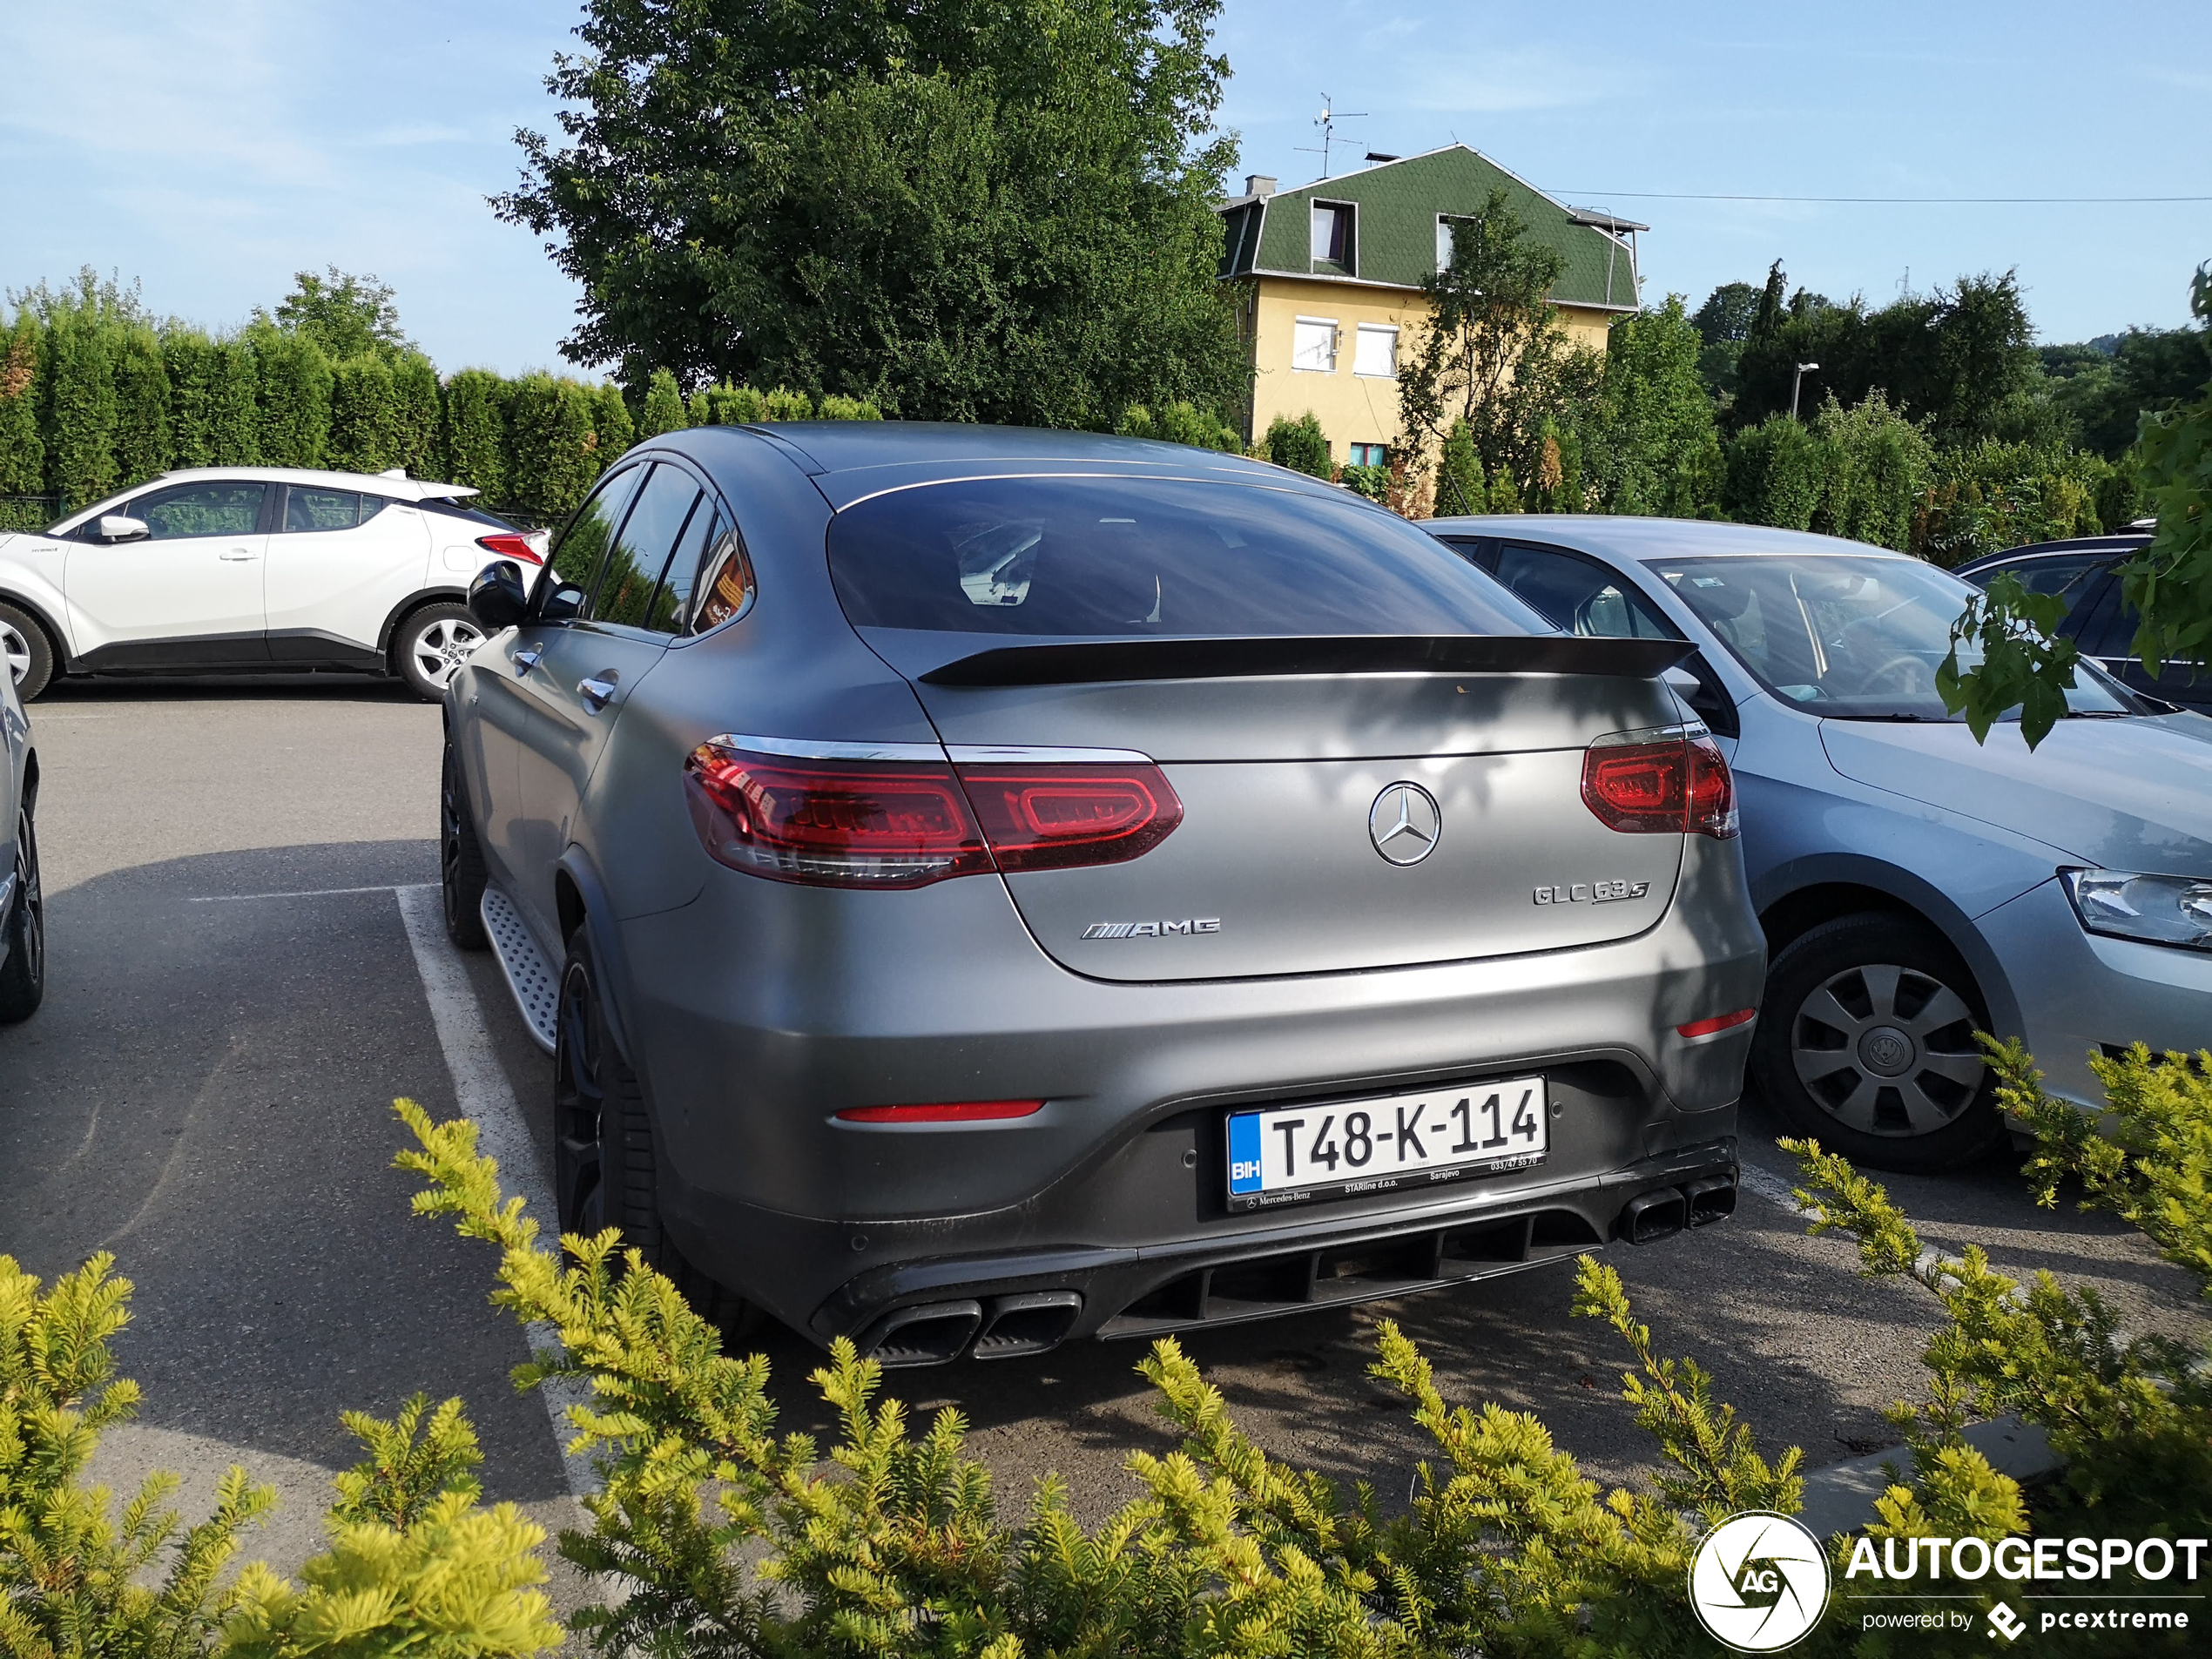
3;0;2205;375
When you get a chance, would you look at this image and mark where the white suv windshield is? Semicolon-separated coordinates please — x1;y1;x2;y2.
1654;554;2135;721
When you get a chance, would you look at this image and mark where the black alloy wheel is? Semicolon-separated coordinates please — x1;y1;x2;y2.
0;803;45;1022
1751;913;2005;1174
552;927;758;1333
440;742;489;950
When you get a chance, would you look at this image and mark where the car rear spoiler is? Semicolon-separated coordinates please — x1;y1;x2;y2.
917;634;1695;688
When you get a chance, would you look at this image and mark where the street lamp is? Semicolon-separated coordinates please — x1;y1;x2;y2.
1790;362;1820;420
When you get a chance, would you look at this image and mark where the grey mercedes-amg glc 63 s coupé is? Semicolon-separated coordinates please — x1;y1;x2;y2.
442;423;1765;1364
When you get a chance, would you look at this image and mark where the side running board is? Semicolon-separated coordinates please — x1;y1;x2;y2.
480;887;559;1054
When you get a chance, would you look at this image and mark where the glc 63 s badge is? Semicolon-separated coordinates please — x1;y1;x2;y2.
1534;880;1650;906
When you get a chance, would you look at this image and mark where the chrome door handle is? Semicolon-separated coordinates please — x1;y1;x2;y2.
219;550;258;562
577;674;617;710
513;647;542;674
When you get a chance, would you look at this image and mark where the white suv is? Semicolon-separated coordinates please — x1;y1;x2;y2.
0;466;549;701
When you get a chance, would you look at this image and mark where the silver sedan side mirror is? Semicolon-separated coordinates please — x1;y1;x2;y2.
98;514;150;543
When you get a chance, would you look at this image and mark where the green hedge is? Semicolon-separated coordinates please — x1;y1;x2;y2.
0;301;885;523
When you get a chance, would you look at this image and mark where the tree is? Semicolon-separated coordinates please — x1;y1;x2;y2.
327;355;398;474
2046;322;2212;459
162;327;220;469
1945;265;2212;745
1433;417;1482;516
111;324;171;488
1397;186;1581;497
505;374;600;515
43;308;118;508
1261;411;1330;477
635;368;686;439
1810;390;1932;551
207;337;260;466
1581;295;1719;517
391;354;442;478
442;370;508;500
1722;413;1825;529
494;0;1243;428
1690;279;1763;407
591;381;634;465
0;313;43;495
253;327;332;469
265;267;415;363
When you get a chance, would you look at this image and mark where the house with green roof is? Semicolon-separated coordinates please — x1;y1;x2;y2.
1217;143;1643;467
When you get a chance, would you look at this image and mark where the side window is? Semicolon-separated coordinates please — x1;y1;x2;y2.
1492;541;1676;640
1978;553;2107;604
689;516;757;633
2069;577;2139;659
645;501;724;634
549;465;646;589
590;463;701;628
283;487;363;532
134;481;267;541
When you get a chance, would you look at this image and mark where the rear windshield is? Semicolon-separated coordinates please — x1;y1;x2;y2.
826;476;1549;637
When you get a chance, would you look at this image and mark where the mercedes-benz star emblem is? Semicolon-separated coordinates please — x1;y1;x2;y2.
1369;782;1442;866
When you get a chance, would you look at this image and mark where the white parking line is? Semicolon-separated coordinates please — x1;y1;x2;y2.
391;882;599;1502
1737;1163;1802;1211
191;885;409;902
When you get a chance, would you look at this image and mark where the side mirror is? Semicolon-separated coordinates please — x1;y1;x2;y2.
98;514;150;543
467;561;529;631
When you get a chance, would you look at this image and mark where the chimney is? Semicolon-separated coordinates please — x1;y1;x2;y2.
1244;174;1277;199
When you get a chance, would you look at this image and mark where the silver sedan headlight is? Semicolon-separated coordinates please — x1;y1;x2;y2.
2063;869;2212;952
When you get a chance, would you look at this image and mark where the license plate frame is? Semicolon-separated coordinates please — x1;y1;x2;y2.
1225;1076;1548;1213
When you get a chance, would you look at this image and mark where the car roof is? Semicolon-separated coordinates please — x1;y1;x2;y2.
644;421;1345;511
1422;513;1901;564
49;466;481;535
1952;534;2148;573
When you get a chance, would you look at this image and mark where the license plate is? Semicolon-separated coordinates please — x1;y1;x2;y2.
1225;1076;1548;1212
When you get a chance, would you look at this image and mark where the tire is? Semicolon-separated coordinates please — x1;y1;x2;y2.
0;603;56;703
553;926;759;1335
440;740;489;950
1751;913;2005;1174
393;603;487;703
0;801;45;1023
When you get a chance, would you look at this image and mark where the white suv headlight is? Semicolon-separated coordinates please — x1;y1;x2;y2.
2063;869;2212;952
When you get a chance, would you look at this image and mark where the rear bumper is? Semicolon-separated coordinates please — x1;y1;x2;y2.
616;834;1764;1354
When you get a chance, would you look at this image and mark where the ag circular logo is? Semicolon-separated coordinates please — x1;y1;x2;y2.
1689;1511;1831;1652
1368;781;1442;866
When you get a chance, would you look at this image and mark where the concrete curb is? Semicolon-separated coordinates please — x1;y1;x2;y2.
1797;1416;2059;1541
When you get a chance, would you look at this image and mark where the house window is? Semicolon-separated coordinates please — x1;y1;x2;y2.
1350;443;1390;468
1311;201;1353;268
1291;317;1339;373
1437;214;1474;272
1353;324;1398;379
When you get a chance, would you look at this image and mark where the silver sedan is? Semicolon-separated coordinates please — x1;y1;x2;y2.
1426;516;2212;1174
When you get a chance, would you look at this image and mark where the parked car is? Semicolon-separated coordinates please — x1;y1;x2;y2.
0;649;40;1022
0;467;549;702
1953;526;2209;712
1424;515;2212;1173
441;424;1766;1364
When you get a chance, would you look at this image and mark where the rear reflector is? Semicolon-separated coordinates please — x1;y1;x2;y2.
475;530;543;566
1582;727;1738;840
1676;1008;1757;1039
683;740;1183;887
836;1100;1045;1123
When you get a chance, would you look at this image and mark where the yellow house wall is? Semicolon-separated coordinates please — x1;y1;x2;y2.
1243;274;1616;465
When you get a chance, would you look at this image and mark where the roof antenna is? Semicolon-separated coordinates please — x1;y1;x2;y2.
1294;96;1368;179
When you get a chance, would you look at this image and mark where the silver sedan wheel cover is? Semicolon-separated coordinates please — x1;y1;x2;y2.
1790;961;1986;1136
411;617;485;689
0;618;29;685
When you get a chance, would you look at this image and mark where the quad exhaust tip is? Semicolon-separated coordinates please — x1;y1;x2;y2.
861;1291;1086;1366
1621;1171;1738;1244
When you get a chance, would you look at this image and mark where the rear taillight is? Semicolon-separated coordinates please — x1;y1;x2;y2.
955;765;1183;871
682;740;1184;887
684;743;992;887
1582;727;1738;840
475;530;543;566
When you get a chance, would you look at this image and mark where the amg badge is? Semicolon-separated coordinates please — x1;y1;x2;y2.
1082;918;1222;939
1534;880;1649;906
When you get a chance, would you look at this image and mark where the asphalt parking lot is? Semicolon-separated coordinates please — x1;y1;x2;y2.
3;678;2202;1617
